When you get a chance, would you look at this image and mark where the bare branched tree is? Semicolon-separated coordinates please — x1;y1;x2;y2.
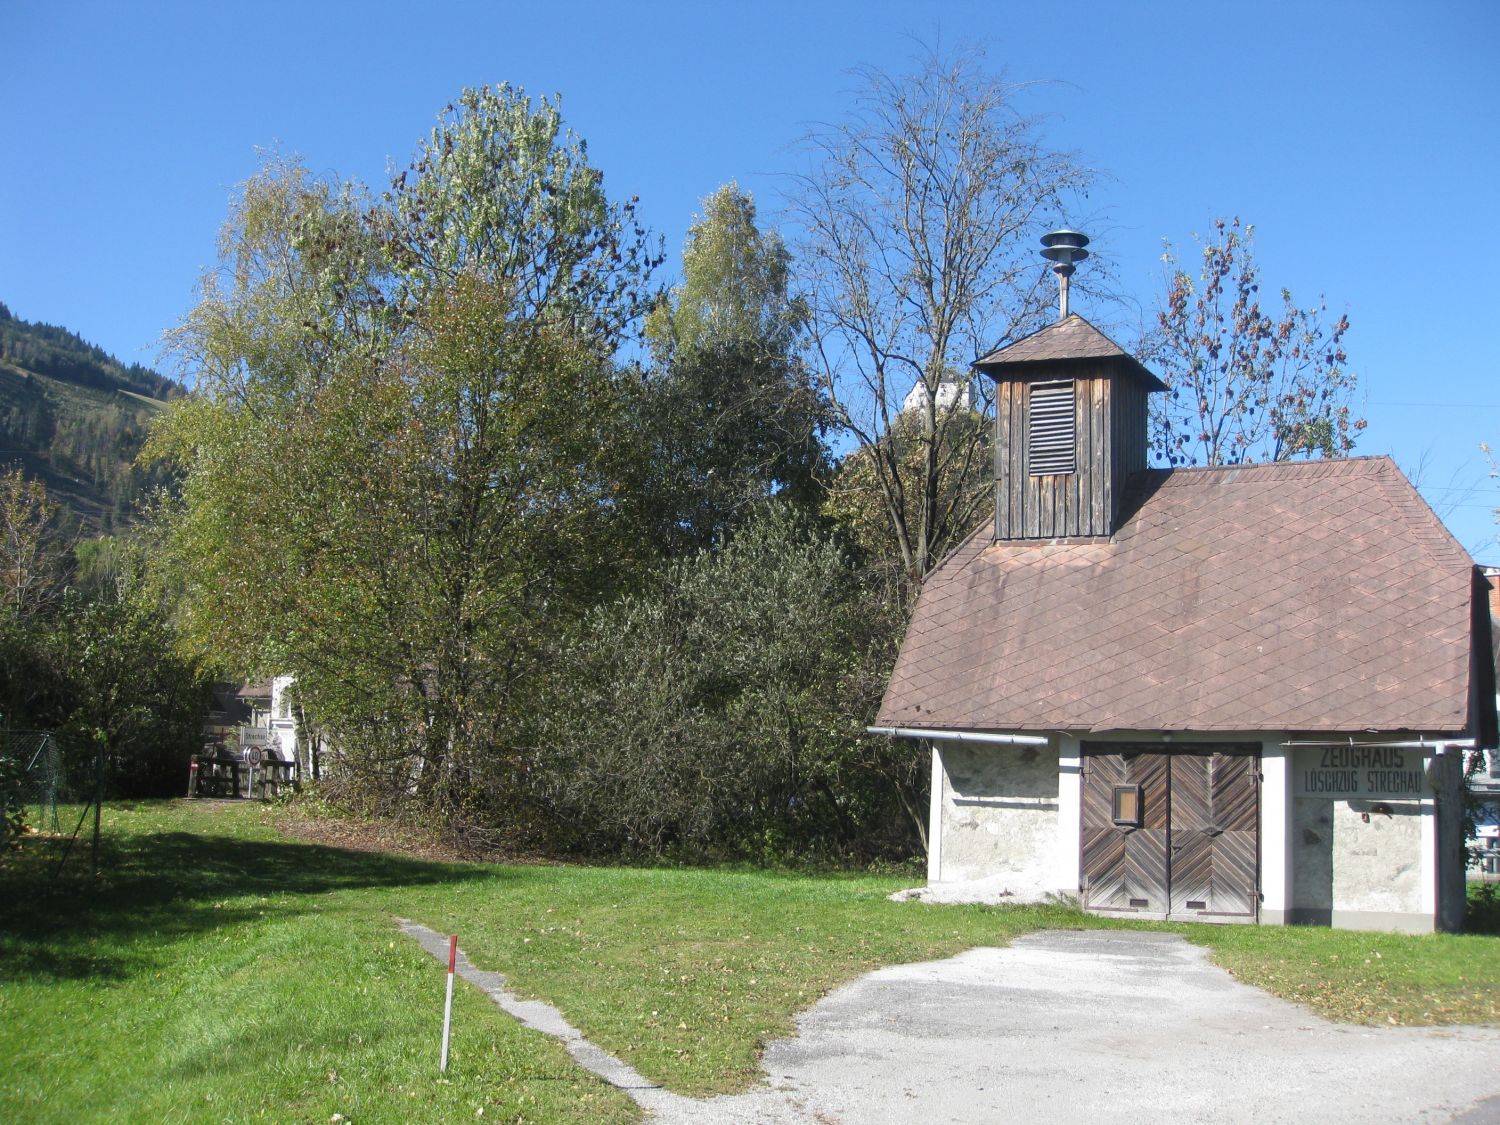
786;47;1093;589
1148;217;1363;466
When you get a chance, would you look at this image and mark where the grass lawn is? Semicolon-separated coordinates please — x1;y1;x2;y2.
3;800;1498;1122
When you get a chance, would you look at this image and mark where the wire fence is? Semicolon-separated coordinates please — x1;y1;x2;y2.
9;731;69;835
3;729;105;875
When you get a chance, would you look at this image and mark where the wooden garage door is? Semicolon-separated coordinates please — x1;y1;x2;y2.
1081;744;1259;922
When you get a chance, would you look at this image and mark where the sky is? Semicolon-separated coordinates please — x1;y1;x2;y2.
3;0;1497;562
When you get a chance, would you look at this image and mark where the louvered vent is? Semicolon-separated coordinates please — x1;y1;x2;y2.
1028;380;1076;475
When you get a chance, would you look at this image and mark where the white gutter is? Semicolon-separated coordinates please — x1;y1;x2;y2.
1281;738;1475;749
867;726;1050;746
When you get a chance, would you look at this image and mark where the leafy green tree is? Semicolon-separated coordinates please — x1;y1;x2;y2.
824;405;989;594
646;183;803;361
0;466;62;624
152;87;658;824
1148;217;1364;466
0;469;67;732
49;566;207;798
633;185;829;554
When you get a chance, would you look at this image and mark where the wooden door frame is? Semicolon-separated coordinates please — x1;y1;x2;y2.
1079;741;1262;924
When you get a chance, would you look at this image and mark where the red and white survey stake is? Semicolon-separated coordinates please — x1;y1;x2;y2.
440;933;457;1072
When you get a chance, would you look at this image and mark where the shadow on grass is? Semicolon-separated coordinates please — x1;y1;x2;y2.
0;828;488;983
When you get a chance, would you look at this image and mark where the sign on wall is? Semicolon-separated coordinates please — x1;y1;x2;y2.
1294;746;1429;800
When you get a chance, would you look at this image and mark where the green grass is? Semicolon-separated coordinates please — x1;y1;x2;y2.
0;802;636;1124
1186;922;1500;1025
3;800;1498;1121
401;865;1094;1096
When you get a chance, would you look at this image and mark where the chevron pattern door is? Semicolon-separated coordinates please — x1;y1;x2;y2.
1080;749;1170;913
1082;744;1259;922
1167;750;1259;918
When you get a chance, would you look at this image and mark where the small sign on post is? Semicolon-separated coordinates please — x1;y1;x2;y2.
440;933;457;1071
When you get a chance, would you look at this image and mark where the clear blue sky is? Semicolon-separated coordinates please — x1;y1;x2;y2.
4;0;1497;562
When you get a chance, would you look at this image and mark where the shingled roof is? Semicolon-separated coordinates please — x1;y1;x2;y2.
974;315;1168;391
878;456;1491;735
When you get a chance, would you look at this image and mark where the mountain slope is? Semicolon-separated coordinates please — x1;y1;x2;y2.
0;302;185;534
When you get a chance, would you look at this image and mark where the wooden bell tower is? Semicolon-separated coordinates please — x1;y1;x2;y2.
973;233;1166;541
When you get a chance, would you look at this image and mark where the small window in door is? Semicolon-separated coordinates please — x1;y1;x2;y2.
1112;784;1142;827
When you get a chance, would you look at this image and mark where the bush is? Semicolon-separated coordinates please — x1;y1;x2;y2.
0;751;24;849
533;504;920;863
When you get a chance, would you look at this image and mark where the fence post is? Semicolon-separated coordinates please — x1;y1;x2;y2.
90;738;104;878
440;933;457;1071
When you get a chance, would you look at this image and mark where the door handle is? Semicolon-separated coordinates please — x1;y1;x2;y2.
1204;827;1223;838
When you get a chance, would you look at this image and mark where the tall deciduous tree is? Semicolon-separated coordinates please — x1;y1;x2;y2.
786;47;1092;589
151;86;657;823
0;466;62;623
1149;217;1363;466
635;184;828;553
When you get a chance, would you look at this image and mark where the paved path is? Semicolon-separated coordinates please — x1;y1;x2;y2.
402;923;1500;1124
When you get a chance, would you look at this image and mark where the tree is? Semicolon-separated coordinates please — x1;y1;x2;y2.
49;558;207;798
633;184;829;554
1149;217;1364;466
0;466;63;624
645;183;803;361
823;405;989;576
786;47;1093;590
151;86;658;826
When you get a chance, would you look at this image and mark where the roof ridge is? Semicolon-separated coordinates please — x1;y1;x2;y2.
974;313;1124;363
1152;455;1398;483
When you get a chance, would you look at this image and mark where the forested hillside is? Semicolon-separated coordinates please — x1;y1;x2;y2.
0;302;184;533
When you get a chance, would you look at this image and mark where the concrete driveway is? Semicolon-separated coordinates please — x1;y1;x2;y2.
653;930;1500;1125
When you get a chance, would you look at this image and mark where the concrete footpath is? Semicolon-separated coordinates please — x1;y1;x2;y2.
404;924;1500;1124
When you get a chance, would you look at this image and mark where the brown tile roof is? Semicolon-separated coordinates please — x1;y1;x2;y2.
975;315;1168;391
878;456;1484;734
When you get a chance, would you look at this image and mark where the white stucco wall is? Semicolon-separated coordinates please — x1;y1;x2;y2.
924;732;1454;930
933;742;1062;900
269;674;299;762
1287;745;1448;932
1290;797;1426;927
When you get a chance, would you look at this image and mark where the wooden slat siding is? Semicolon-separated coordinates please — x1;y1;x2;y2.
994;378;1009;539
1109;376;1128;528
1081;751;1127;907
1023;380;1039;539
1168;754;1213;917
1081;747;1171;912
1109;375;1148;529
1009;379;1024;539
1208;750;1259;916
992;359;1149;540
993;380;1009;538
1067;374;1087;536
1093;375;1109;535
